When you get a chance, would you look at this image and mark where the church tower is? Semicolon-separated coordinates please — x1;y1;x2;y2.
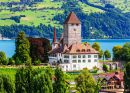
63;12;81;47
52;27;58;49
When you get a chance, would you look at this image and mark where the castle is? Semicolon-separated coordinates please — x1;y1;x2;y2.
48;12;99;71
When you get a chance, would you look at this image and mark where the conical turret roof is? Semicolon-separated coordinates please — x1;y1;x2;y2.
63;11;81;24
52;27;58;44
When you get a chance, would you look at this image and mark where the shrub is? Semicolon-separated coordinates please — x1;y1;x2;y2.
34;60;41;65
45;63;48;66
103;63;109;72
8;58;15;65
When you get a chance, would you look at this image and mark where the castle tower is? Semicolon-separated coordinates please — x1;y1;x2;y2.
63;12;81;47
52;27;58;49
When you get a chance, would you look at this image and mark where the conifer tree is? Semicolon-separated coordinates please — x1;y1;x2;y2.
31;71;53;93
124;62;130;92
53;66;67;93
0;74;15;93
15;31;30;63
15;65;41;93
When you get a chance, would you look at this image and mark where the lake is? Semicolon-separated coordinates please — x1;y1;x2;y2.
0;39;130;58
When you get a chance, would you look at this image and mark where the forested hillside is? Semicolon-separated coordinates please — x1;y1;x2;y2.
0;0;130;39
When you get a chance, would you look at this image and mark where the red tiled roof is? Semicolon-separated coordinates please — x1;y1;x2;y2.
99;71;124;81
52;27;58;44
63;11;81;24
59;33;64;44
48;43;100;54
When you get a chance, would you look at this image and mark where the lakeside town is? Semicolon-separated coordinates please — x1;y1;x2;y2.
0;11;130;93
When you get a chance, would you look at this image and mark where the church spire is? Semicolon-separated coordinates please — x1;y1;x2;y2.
52;27;57;44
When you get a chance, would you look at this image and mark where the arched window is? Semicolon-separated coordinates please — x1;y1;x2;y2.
87;49;91;52
82;49;85;52
76;49;80;52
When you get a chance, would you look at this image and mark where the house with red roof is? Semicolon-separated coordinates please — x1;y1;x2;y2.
93;71;124;90
48;12;100;71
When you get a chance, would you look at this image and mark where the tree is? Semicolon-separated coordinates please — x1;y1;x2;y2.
112;45;122;60
92;42;100;51
8;58;15;65
94;78;104;93
15;57;22;65
104;50;111;60
15;66;41;93
15;31;30;63
0;74;15;93
103;63;109;72
124;62;130;92
0;51;8;65
31;72;53;93
75;68;96;93
92;42;103;59
119;42;130;61
82;41;90;45
99;49;104;59
53;66;67;93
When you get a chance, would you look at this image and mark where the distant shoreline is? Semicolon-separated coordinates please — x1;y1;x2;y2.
0;37;12;40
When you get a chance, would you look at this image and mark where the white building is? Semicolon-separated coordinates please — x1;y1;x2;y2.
48;12;99;71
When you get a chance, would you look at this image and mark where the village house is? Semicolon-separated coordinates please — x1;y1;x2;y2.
93;71;124;90
48;12;100;71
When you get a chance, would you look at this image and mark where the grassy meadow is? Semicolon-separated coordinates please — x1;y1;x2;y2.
0;0;130;27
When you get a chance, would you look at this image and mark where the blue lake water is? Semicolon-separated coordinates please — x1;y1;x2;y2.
0;39;130;58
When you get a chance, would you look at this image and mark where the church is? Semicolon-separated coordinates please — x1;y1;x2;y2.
48;12;99;71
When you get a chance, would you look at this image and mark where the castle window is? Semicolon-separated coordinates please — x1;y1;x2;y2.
76;24;79;26
71;24;74;26
94;55;97;58
72;60;77;63
64;55;69;58
83;55;86;58
78;55;81;58
87;49;91;52
88;59;91;62
76;49;80;52
88;55;91;58
64;60;69;63
66;65;68;68
73;64;76;68
73;55;77;58
74;29;76;31
83;60;86;63
78;60;81;63
82;49;85;52
94;59;97;62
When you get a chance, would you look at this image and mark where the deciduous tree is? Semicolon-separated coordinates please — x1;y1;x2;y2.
92;42;103;59
0;51;8;65
104;50;111;60
112;45;122;61
75;68;96;93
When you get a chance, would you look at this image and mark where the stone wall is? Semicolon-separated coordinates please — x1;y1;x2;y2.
98;61;125;72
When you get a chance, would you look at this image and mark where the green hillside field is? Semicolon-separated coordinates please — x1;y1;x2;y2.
1;0;130;27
